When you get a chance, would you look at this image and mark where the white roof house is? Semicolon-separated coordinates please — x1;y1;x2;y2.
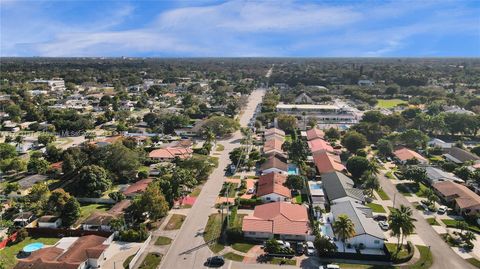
425;166;464;185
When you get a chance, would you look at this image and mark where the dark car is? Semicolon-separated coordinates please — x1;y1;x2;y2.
293;242;304;255
373;215;387;221
205;256;225;267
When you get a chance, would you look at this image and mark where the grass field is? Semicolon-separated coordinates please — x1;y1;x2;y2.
154;236;172;246
409;245;433;269
426;218;440;226
204;213;225;253
231;242;255;253
467;257;480;268
138;253;162;269
164;214;186;230
0;237;60;269
216;144;225;151
75;203;111;226
376;99;407;108
223;252;245;261
269;257;296;265
377;188;390;200
385;243;412;263
441;219;480;233
367;203;387;213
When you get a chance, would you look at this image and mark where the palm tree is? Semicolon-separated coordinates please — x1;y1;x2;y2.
463;231;476;244
333;214;356;252
361;172;379;197
423;188;438;208
389;205;416;250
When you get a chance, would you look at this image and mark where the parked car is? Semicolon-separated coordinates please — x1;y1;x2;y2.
305;241;316;256
379;221;389;230
205;256;225;267
277;240;291;248
373;215;388;221
319;264;341;269
293;242;304;255
247;188;255;194
437;205;448;214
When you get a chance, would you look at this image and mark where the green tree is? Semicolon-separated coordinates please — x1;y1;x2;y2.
402;166;427;184
346;156;371;179
264;238;282;254
325;127;340;141
361;173;379;196
314;235;337;255
0;143;17;159
130;182;169;222
37;133;56;145
377;139;393;157
109;191;126;202
3;182;20;195
388;205;416;250
27;158;50;174
399;129;428;149
342;131;367;153
333;214;356;252
284;175;305;190
46;189;71;214
78;165;111;197
202;116;240;137
61;197;81;227
277;114;298;133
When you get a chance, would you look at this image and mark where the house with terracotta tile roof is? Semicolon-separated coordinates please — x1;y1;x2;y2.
264;128;285;140
313;151;346;174
260;156;288;175
82;200;131;232
242;202;313;241
15;235;110;269
122;178;153;197
306;128;325;141
433;181;480;216
308;138;334;154
393;147;428;164
148;147;192;162
263;137;284;155
256;172;291;203
443;147;480;164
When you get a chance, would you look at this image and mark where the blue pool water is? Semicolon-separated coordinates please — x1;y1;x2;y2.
310;184;321;190
321;225;332;235
287;165;298;175
23;242;44;252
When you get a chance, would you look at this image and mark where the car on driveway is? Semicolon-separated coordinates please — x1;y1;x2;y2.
437;205;448;214
305;241;316;256
205;256;225;267
319;264;341;269
379;221;389;230
373;215;388;222
277;240;290;248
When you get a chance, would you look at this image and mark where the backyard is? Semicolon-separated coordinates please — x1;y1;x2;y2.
0;237;60;269
376;99;407;108
74;203;112;226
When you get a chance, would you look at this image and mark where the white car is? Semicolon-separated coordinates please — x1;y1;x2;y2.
305;241;316;256
379;221;389;230
276;240;290;248
437;205;448;214
247;188;255;194
319;265;340;269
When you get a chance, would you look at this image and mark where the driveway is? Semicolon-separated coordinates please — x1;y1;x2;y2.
159;88;266;269
378;172;476;269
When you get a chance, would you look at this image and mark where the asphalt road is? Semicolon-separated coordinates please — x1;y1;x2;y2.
159;88;266;269
378;172;475;269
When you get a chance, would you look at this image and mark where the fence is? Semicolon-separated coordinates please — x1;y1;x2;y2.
129;234;152;269
76;197;116;204
26;227;112;238
0;232;17;250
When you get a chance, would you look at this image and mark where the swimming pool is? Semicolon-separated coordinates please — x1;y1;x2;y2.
321;225;333;236
310;183;322;190
287;164;298;175
23;242;44;252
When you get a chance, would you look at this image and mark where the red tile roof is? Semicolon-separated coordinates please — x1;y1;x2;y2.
393;148;427;163
256;173;291;198
264;128;285;137
260;156;288;172
263;138;284;153
313;151;345;174
123;178;153;196
258;172;287;186
149;147;192;159
242;202;310;235
308;138;334;153
434;181;480;210
306;128;325;141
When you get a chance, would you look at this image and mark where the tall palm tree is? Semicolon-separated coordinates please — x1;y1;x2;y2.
423;188;439;208
389;205;416;250
333;214;356;252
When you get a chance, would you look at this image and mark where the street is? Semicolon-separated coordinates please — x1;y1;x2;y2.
158;88;266;269
377;172;476;269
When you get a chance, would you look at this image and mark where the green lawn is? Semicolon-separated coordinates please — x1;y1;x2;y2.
426;218;440;226
190;186;202;197
396;184;412;196
415;183;429;198
385;243;412;263
294;194;308;204
154;236;172;246
367;203;387;213
164;214;186;230
441;219;480;233
409;245;433;269
376;99;407;108
138;253;162;269
466;258;480;268
204;214;225;253
223;252;245;262
76;203;111;225
231;242;255;253
220;182;238;198
216;144;225;151
123;254;135;269
385;171;395;179
377;188;390;200
0;237;60;269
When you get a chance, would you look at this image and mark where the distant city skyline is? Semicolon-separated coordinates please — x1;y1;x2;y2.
1;0;479;57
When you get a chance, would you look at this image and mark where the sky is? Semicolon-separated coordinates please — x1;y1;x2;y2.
1;0;479;57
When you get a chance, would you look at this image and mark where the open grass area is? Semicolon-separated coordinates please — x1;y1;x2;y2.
231;242;255;253
204;213;225;253
138;253;162;269
269;257;297;265
441;219;480;233
385;171;395;179
409;245;433;269
426;218;440;226
223;252;245;261
220;182;238;198
123;254;135;269
294;193;308;204
376;99;407;108
75;203;111;226
154;236;172;246
216;144;225;151
466;258;480;268
396;184;412;196
0;237;60;269
367;203;387;213
386;243;412;264
377;188;390;200
164;214;186;230
190;185;202;197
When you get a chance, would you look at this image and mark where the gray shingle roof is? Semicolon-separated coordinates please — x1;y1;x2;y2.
331;199;385;240
322;172;365;203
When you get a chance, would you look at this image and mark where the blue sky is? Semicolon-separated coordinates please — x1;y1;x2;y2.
1;0;479;57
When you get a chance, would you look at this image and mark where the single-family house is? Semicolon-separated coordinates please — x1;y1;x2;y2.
443;147;480;164
122;178;153;197
433;181;480;216
330;199;385;249
82;200;131;232
393;148;428;164
256;172;291;203
149;147;193;162
263;137;284;155
242;202;313;241
264;128;285;141
308;138;334;154
15;235;110;269
260;156;289;175
38;215;62;228
313;151;345;174
13;212;35;227
306;128;325;141
322;172;365;204
427;138;453;149
307;181;326;211
425;166;463;185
